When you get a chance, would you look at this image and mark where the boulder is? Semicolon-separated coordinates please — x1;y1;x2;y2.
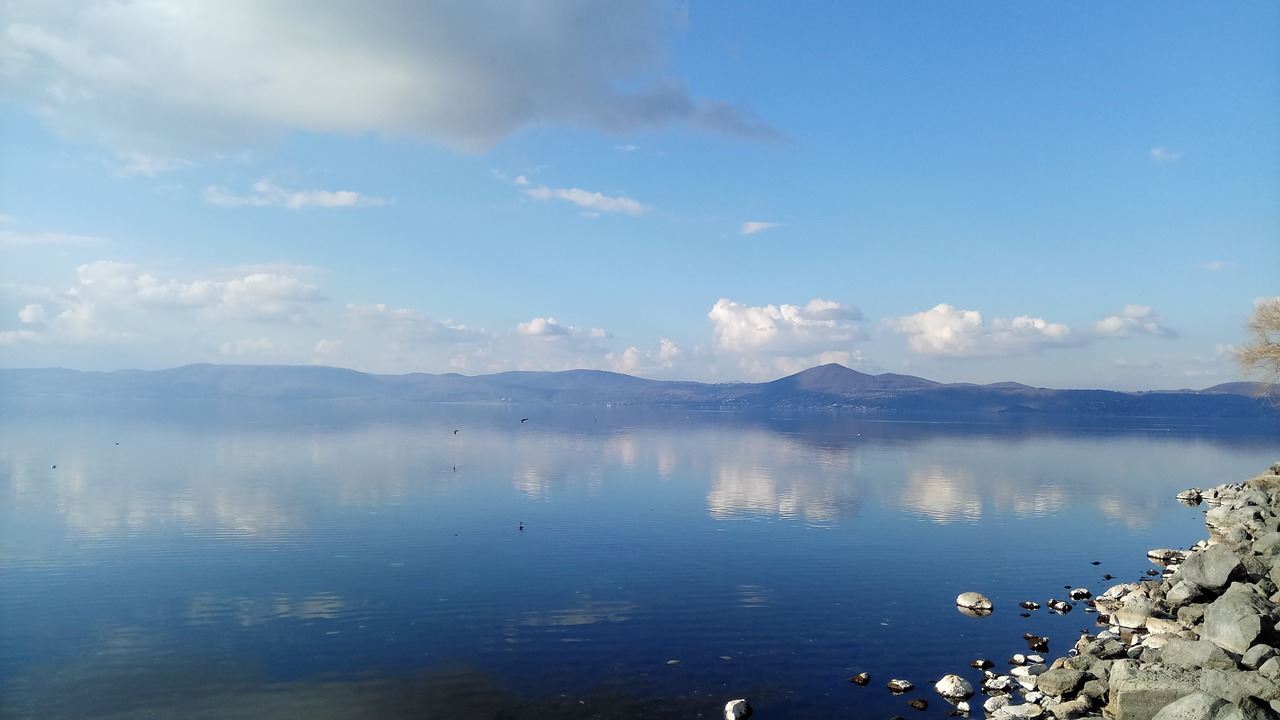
1167;580;1208;606
1151;549;1191;566
1244;644;1278;670
1197;668;1280;705
934;674;974;701
887;679;914;693
957;592;993;612
1179;544;1245;593
1202;585;1275;654
1035;668;1085;698
1149;691;1228;720
724;698;753;720
1156;637;1238;671
1106;659;1200;720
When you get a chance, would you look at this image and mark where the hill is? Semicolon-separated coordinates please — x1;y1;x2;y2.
1;362;1276;418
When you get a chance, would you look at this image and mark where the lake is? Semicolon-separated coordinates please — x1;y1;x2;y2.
1;400;1277;719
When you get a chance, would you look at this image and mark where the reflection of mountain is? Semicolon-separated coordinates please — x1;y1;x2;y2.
4;363;1276;417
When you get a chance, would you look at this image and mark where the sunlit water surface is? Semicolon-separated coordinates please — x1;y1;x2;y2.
2;400;1276;719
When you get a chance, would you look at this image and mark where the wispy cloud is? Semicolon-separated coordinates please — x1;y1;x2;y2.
204;180;389;210
0;229;104;247
741;221;781;236
1149;146;1181;164
523;185;649;216
1201;260;1238;272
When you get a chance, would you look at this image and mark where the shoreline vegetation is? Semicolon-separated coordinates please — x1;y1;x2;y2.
844;463;1280;720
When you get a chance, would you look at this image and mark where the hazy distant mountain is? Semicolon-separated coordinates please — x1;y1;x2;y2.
1;363;1276;418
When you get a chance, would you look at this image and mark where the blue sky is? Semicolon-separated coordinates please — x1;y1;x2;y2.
1;1;1276;389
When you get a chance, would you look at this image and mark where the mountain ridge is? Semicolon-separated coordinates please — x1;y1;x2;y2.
1;362;1275;418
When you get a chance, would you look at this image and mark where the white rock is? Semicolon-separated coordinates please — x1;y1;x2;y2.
887;678;914;693
985;695;1012;714
935;674;975;700
956;592;993;610
724;698;753;720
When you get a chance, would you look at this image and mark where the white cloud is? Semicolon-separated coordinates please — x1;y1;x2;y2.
884;303;1075;357
740;221;781;236
708;298;863;354
523;185;648;216
516;316;570;337
0;261;330;351
1094;305;1177;338
1149;146;1181;163
0;2;778;156
607;338;684;375
17;304;47;323
204;180;387;209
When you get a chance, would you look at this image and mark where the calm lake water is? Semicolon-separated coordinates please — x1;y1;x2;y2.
1;400;1277;720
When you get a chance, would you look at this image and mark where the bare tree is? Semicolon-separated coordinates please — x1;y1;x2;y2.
1235;297;1280;399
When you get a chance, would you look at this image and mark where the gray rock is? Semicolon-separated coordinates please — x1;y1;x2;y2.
1243;644;1277;670
1045;697;1095;720
1179;603;1208;627
1198;667;1280;704
1149;692;1228;720
1156;637;1238;671
1079;678;1108;702
1202;585;1275;654
1261;656;1280;681
1037;668;1086;698
957;591;993;611
1168;580;1208;606
986;695;1013;714
1255;532;1280;559
1151;549;1191;566
1106;659;1200;720
1217;696;1280;720
1179;544;1245;593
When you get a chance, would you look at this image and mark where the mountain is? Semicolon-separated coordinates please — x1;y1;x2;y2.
1;362;1276;418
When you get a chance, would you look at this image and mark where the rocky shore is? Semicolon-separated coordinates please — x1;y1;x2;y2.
972;463;1280;720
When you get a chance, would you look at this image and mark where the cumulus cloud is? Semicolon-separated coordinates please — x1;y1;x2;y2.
515;316;610;341
523;185;648;216
708;298;863;354
607;338;684;375
0;2;778;156
884;303;1075;357
204;180;388;209
1094;305;1177;338
17;304;47;323
0;261;329;351
740;221;781;236
1149;146;1181;163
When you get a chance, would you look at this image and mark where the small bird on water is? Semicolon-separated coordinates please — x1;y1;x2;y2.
520;418;529;423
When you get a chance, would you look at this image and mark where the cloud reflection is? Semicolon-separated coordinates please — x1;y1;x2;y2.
899;465;983;523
